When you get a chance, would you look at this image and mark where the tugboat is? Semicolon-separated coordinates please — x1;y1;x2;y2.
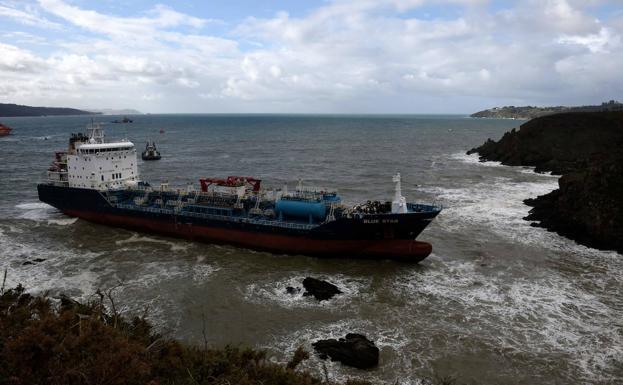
0;123;12;136
37;124;442;262
141;141;161;160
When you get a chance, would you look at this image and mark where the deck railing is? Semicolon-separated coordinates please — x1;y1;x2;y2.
113;203;315;230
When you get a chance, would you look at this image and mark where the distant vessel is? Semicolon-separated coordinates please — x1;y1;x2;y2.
0;123;12;136
38;124;442;261
111;116;133;124
141;141;161;160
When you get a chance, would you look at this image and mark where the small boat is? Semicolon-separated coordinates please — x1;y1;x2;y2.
111;116;133;124
0;123;13;136
141;141;161;160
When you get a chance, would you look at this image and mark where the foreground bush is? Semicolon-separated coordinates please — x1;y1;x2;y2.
0;284;370;385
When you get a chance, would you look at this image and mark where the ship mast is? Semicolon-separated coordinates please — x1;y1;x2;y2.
86;122;104;144
391;173;408;214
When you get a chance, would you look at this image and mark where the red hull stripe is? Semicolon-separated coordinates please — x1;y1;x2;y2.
64;209;432;261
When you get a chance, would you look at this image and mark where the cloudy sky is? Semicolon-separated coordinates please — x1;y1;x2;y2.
0;0;622;113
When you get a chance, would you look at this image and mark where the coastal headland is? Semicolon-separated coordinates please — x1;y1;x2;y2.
468;111;623;254
471;100;623;120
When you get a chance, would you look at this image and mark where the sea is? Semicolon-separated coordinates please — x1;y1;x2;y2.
0;114;621;385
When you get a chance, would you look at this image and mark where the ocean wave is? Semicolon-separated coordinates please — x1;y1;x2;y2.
0;233;105;300
391;257;623;383
450;152;504;167
15;202;77;226
451;152;559;178
115;233;191;252
266;318;412;384
16;202;52;210
418;176;563;248
243;274;370;309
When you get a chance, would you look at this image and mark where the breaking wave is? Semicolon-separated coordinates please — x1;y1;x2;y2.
243;274;370;309
15;202;78;225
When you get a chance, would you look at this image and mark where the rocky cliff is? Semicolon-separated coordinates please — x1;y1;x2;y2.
467;111;623;254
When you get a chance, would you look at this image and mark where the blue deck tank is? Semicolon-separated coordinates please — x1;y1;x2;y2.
275;199;326;221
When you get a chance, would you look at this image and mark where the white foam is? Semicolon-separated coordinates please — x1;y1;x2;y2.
266;319;411;384
419;177;560;247
391;257;623;383
192;262;220;283
243;274;370;309
0;238;105;300
451;152;559;178
16;202;52;210
15;202;77;226
115;233;190;252
450;152;504;167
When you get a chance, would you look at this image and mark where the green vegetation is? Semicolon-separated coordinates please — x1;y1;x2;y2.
0;283;371;385
471;100;623;119
0;103;97;117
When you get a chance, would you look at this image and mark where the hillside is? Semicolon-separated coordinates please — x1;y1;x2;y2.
471;100;623;119
0;103;99;117
467;111;623;254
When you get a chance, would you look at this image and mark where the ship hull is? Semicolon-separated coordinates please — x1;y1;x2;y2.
38;184;437;262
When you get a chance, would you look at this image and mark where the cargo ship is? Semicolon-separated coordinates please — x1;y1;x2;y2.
38;124;441;261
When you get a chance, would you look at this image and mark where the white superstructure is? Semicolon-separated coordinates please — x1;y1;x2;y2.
391;173;408;214
47;123;139;190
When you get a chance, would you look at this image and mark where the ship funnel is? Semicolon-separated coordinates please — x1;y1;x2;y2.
391;173;407;214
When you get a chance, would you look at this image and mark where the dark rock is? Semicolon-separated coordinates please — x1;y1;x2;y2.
285;286;300;295
524;152;623;254
302;277;342;301
468;111;623;254
22;261;34;266
33;258;46;263
59;294;81;311
312;333;379;369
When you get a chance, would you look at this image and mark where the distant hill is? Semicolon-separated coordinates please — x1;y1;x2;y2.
0;103;99;117
87;108;142;115
471;100;623;119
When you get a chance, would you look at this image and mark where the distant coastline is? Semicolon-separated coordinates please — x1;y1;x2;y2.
0;103;99;117
471;100;623;120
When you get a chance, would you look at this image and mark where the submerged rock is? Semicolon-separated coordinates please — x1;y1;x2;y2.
302;277;342;301
312;333;379;369
285;286;300;295
22;258;47;266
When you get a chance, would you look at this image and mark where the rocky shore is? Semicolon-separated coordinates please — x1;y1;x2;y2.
467;111;623;254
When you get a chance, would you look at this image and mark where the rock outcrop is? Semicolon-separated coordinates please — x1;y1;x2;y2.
302;277;342;301
312;333;379;369
467;111;623;254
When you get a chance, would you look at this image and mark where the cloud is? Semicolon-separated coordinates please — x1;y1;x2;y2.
0;43;47;72
0;3;62;29
0;0;621;112
38;0;211;36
